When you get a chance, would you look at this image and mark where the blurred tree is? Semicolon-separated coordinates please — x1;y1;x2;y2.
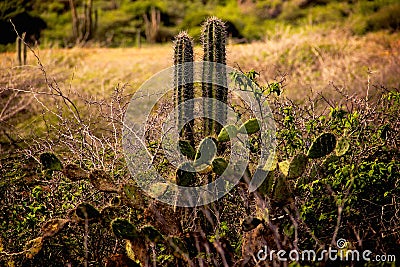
69;0;95;45
0;0;46;45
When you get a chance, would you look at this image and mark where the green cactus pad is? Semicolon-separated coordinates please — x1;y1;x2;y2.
335;137;350;157
178;140;196;160
263;154;278;172
24;237;44;259
278;160;290;177
40;152;62;171
195;163;213;174
287;153;308;179
212;157;228;175
273;175;291;204
75;202;100;220
89;169;119;192
217;124;238;142
242;216;263;232
63;163;88;181
123;184;143;207
111;218;139;240
307;133;336;159
41;219;69;238
140;225;164;243
238;118;261;135
194;137;217;165
257;169;276;197
176;162;196;186
149;182;170;197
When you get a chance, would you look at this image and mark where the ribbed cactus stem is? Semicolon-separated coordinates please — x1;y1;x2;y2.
174;32;194;143
201;17;227;135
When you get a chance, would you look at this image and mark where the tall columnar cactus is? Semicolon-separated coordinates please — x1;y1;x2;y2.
201;17;227;135
174;31;194;144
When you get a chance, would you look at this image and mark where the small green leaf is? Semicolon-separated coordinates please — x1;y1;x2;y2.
238;118;261;135
335;137;350;157
217;124;238;142
178;140;196;160
40;152;62;171
307;133;336;159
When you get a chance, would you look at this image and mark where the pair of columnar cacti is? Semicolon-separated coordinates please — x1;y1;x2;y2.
174;17;227;144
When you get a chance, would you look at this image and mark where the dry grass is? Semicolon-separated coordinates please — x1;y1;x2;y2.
2;29;399;101
0;28;399;134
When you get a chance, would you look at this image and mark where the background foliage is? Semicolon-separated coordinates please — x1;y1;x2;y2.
1;0;400;50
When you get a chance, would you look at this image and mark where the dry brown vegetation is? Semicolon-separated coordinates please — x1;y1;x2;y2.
0;27;399;266
2;28;399;101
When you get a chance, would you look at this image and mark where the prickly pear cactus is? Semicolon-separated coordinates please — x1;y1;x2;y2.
176;162;197;186
89;169;118;192
307;132;336;159
335;137;350;156
194;137;217;165
24;237;44;259
41;219;69;238
289;153;308;179
111;218;138;240
242;216;263;232
217;124;238;142
211;157;228;175
178;140;196;160
40;152;62;171
63;163;88;181
140;225;163;243
75;202;100;221
238;118;261;135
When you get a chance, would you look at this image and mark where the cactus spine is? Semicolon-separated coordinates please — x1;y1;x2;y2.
174;32;194;144
201;17;227;135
